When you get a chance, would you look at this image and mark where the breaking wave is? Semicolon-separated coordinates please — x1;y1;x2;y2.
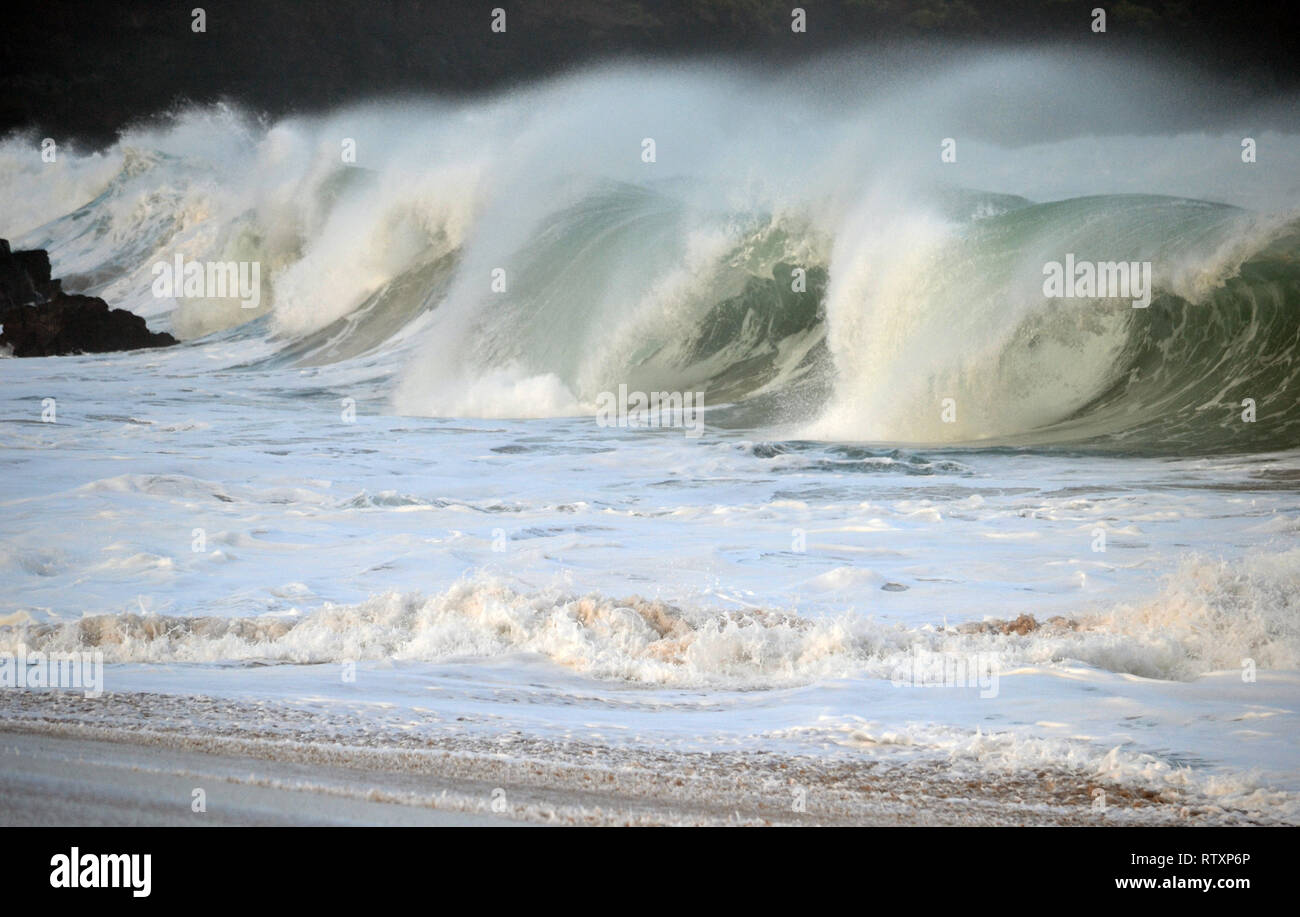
4;51;1299;452
7;548;1298;686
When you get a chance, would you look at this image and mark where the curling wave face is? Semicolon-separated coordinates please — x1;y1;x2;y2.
4;52;1299;453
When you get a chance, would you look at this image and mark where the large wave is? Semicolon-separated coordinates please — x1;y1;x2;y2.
4;51;1298;453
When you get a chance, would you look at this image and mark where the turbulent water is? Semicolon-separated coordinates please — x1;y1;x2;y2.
3;51;1299;821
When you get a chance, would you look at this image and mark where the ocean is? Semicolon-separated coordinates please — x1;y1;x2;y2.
3;53;1298;824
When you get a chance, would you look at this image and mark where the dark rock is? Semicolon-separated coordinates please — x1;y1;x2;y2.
1;239;39;308
0;239;177;357
13;247;51;285
2;294;178;357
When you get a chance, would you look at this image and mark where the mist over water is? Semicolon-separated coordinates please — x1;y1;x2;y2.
5;49;1299;451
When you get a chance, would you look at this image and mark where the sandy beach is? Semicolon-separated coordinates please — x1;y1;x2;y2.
2;689;1282;827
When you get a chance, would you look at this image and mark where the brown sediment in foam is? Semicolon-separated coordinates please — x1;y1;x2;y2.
3;589;838;682
955;614;1081;636
25;613;296;648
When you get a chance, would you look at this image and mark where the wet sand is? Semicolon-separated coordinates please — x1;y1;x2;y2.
2;690;1270;826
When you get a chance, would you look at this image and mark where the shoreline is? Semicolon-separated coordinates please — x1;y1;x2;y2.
1;690;1281;827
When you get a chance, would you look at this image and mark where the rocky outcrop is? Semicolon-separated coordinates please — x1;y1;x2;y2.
0;240;177;357
0;241;61;308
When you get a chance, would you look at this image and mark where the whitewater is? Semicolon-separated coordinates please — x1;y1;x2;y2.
2;50;1299;823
